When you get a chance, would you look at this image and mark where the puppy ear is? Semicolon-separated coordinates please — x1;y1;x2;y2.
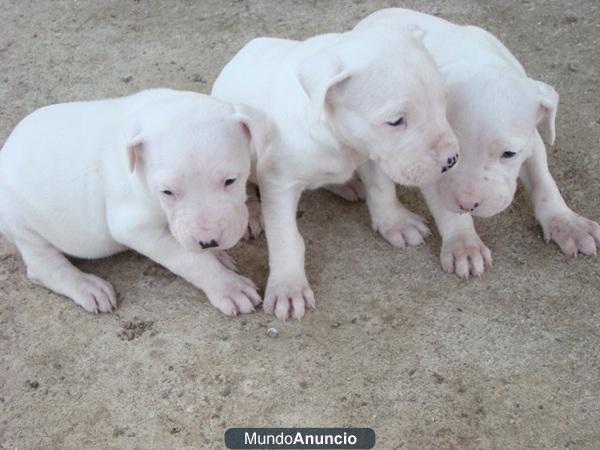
297;50;351;118
126;125;145;173
532;79;558;145
232;103;270;159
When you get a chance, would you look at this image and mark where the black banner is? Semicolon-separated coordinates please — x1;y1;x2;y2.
224;428;376;449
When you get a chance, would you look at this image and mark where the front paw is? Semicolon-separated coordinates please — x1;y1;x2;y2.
263;275;315;321
441;232;493;279
543;212;600;256
205;271;261;317
71;273;118;314
374;210;430;248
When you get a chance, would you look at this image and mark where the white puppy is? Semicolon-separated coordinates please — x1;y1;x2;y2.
0;89;264;315
357;9;600;277
212;25;459;320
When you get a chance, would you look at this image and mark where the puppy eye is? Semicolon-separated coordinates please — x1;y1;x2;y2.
224;178;236;187
161;190;173;196
386;116;406;127
501;151;517;159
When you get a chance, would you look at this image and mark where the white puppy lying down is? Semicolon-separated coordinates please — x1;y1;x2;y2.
0;89;264;315
357;9;600;277
212;25;459;320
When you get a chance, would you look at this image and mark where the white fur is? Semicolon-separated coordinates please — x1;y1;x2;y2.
356;9;600;277
212;26;459;319
0;89;264;315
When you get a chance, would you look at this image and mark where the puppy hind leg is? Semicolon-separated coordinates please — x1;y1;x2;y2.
323;173;366;202
14;231;117;313
244;182;264;240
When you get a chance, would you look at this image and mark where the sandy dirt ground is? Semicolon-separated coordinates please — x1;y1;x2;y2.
1;1;599;449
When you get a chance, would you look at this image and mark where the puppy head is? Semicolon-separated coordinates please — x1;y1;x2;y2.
127;94;264;251
436;69;558;217
297;26;459;187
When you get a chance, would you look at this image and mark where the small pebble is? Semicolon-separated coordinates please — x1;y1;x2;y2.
221;387;232;397
567;63;577;72
26;380;39;389
266;327;278;338
330;322;341;328
121;75;133;83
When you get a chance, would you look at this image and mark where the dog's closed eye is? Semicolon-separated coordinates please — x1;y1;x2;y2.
387;116;406;127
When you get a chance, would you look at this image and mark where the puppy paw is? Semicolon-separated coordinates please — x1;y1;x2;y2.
543;212;600;256
375;210;430;248
243;198;263;240
324;175;366;202
263;276;315;321
72;274;117;314
441;233;493;279
205;272;261;317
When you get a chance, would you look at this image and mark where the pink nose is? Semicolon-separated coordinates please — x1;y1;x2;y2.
458;199;480;212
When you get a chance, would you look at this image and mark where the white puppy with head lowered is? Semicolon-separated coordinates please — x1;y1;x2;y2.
212;25;459;320
0;89;264;316
356;9;600;277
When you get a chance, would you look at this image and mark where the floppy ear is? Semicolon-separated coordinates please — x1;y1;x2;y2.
532;79;558;145
232;103;270;159
297;50;351;118
126;125;145;173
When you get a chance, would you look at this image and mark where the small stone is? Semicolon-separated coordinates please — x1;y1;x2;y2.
221;387;232;397
26;380;39;389
432;373;445;384
330;322;341;328
121;75;133;83
170;426;182;434
567;63;577;72
266;327;278;338
192;74;206;83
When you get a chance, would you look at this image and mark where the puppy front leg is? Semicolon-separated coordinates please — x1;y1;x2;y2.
422;184;492;278
521;132;600;256
357;160;430;248
113;225;260;316
259;178;314;321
